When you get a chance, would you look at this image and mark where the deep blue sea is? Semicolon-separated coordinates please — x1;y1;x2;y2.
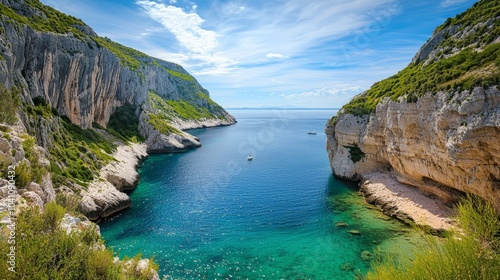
100;109;423;279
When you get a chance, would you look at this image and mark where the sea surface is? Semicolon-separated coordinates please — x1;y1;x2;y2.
100;109;424;279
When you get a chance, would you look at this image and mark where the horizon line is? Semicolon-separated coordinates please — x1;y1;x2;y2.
226;107;341;110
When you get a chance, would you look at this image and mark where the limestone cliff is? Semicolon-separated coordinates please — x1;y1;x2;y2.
0;0;235;220
326;0;500;211
0;0;234;140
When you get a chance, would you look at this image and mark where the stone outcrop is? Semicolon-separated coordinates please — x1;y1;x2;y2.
138;112;202;153
0;0;236;220
326;87;500;211
0;123;56;212
0;0;235;136
79;143;147;220
79;180;131;221
327;1;500;216
101;143;148;192
359;172;454;233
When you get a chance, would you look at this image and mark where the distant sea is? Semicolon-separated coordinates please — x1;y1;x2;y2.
100;109;425;279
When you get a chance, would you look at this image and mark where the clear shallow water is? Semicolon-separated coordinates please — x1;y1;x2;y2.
100;110;424;279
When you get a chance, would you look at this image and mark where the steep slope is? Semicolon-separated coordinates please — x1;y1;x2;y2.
0;0;234;135
325;0;500;211
0;0;235;220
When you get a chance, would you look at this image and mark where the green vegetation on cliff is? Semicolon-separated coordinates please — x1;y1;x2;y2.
0;0;87;39
0;86;20;125
167;100;216;120
106;104;144;143
341;0;500;116
363;196;500;280
24;99;116;185
146;91;181;135
17;136;47;188
0;202;158;279
50;117;115;185
92;37;147;71
146;91;220;134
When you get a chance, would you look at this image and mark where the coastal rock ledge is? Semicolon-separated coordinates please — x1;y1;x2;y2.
79;143;147;221
360;172;454;233
326;87;500;217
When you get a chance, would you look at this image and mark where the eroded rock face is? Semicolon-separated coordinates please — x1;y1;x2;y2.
101;143;148;192
326;87;500;211
0;0;235;221
0;6;233;130
79;180;131;221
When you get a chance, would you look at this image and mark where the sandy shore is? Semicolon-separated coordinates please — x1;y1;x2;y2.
359;172;455;233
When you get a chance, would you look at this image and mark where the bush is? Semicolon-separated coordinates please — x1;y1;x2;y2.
49;118;115;185
0;202;158;279
107;104;144;142
0;86;20;124
345;144;366;163
14;161;31;188
55;193;80;214
21;137;46;185
362;195;500;280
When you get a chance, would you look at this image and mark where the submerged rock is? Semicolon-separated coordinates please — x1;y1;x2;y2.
335;221;348;227
360;250;373;261
348;230;361;235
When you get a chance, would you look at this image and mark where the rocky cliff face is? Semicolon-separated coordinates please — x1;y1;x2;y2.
326;0;500;211
326;87;500;209
0;0;234;130
0;0;235;220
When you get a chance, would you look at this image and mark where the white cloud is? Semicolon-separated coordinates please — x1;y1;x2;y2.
137;1;218;54
285;86;365;99
266;53;286;59
441;0;468;7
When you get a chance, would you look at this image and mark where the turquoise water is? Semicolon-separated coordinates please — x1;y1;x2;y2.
100;110;422;279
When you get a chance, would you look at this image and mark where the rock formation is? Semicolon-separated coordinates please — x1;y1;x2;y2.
326;0;500;215
0;0;235;221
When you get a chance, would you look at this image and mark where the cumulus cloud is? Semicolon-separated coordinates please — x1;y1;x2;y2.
137;1;218;54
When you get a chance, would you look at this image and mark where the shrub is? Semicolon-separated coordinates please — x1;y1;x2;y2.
14;161;31;188
55;193;80;214
0;202;158;279
344;144;366;163
362;195;500;280
107;104;144;142
0;86;20;124
49;118;116;185
21;137;46;184
148;113;182;135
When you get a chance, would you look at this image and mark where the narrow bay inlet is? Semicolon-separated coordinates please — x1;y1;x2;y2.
0;0;499;279
100;110;429;279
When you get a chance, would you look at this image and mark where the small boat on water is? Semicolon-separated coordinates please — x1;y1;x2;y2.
247;155;253;161
307;132;317;135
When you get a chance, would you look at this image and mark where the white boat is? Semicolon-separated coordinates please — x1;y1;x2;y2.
247;155;253;161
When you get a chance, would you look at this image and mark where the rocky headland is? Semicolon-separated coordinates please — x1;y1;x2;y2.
325;0;500;230
0;0;236;224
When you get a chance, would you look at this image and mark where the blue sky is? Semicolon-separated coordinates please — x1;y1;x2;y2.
41;0;477;108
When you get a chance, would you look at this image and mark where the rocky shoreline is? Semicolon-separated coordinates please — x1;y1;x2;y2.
78;143;147;221
80;118;236;222
358;172;455;234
